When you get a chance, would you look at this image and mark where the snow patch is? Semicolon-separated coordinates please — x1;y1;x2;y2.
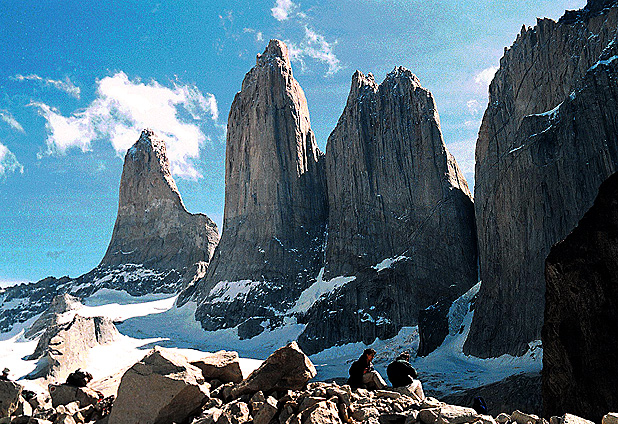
373;255;410;272
588;55;618;71
288;268;355;314
209;280;264;303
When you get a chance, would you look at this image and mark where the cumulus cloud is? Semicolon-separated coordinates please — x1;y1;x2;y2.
32;72;219;179
287;26;342;76
474;66;499;88
271;0;297;21
0;142;24;177
0;110;25;133
12;74;81;99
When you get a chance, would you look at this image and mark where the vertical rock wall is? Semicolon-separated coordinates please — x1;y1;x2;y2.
467;0;618;357
298;69;477;353
192;40;328;335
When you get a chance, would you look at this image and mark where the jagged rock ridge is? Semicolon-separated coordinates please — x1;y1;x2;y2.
189;40;328;337
543;172;618;422
297;68;477;354
467;0;618;358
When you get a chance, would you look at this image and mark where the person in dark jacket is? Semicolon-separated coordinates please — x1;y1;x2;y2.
386;352;425;400
347;348;387;390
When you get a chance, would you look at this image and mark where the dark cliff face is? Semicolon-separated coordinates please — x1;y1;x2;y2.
101;129;219;272
466;1;618;358
297;68;478;354
191;40;328;335
543;172;618;422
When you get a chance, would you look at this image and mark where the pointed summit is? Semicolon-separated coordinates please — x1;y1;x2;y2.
256;39;292;69
101;129;219;271
298;67;477;353
190;40;327;337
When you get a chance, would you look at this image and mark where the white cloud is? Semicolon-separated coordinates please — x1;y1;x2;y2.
0;142;23;177
466;99;482;115
32;72;219;179
244;28;264;42
12;74;81;99
287;26;342;76
271;0;297;21
474;66;498;88
0;110;25;133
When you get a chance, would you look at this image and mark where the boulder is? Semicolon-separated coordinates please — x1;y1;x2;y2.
435;405;478;424
0;379;22;417
418;408;440;424
254;396;279;424
496;414;510;424
604;414;618;424
232;342;316;397
218;400;251;424
512;410;540;424
561;414;595;424
108;347;210;424
191;351;243;383
13;396;32;417
302;400;342;424
543;172;618;421
194;407;224;424
48;384;99;408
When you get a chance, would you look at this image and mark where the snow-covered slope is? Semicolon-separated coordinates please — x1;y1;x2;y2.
0;282;541;398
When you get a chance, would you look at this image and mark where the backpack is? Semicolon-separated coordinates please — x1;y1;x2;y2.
473;396;488;414
66;369;92;387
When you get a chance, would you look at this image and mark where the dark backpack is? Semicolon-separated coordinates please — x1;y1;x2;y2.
66;369;92;387
473;396;488;414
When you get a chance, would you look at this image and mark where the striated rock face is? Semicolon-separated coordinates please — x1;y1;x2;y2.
102;129;219;272
191;40;327;332
27;314;118;381
543;172;618;422
467;0;618;357
298;69;477;353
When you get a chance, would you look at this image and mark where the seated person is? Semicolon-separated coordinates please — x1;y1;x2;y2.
347;348;387;390
386;351;425;400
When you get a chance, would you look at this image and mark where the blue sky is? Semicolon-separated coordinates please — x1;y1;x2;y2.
0;0;585;285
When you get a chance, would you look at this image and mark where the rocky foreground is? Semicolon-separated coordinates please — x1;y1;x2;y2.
0;342;614;424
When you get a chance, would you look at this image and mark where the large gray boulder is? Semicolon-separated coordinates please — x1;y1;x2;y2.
191;351;243;383
108;347;210;424
27;315;118;382
49;384;100;408
0;380;22;418
231;342;316;397
102;129;219;272
190;39;328;335
467;0;618;358
543;172;618;422
298;68;477;354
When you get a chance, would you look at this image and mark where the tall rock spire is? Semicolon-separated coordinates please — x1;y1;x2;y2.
297;67;478;353
190;40;328;337
101;129;219;271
